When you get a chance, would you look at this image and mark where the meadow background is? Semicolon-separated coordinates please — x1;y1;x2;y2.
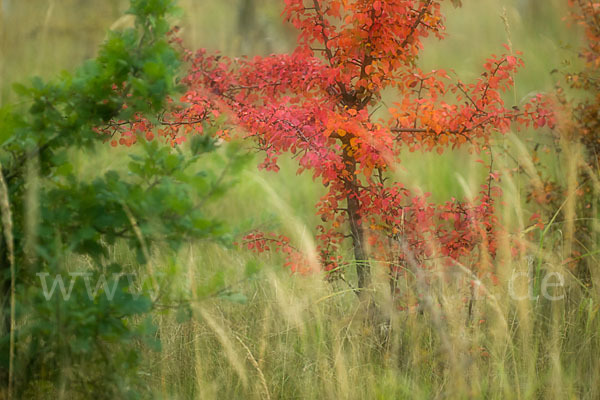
2;0;599;399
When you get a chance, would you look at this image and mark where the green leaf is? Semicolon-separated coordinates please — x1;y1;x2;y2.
164;153;180;171
175;305;192;323
218;291;248;304
244;260;261;278
190;133;217;155
119;295;152;316
31;76;45;91
0;105;20;146
12;83;30;96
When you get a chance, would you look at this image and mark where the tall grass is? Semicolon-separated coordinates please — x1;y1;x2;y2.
140;134;599;399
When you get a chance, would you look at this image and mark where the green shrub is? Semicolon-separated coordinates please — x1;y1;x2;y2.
0;1;250;397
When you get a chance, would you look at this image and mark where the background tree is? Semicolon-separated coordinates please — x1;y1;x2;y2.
164;0;553;298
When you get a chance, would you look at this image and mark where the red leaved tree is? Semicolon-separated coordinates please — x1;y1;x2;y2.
110;1;554;298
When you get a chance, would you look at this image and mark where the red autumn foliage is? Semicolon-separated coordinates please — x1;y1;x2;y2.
103;1;554;293
241;231;317;274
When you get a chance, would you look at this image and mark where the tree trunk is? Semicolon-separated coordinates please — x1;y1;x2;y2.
341;145;370;294
347;192;370;292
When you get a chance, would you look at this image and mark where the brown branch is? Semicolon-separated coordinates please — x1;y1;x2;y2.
310;0;349;100
399;0;434;49
391;126;473;144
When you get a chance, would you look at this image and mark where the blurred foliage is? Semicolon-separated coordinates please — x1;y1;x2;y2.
0;0;252;398
527;0;600;285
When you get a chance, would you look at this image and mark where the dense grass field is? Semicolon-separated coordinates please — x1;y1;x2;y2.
1;0;599;399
